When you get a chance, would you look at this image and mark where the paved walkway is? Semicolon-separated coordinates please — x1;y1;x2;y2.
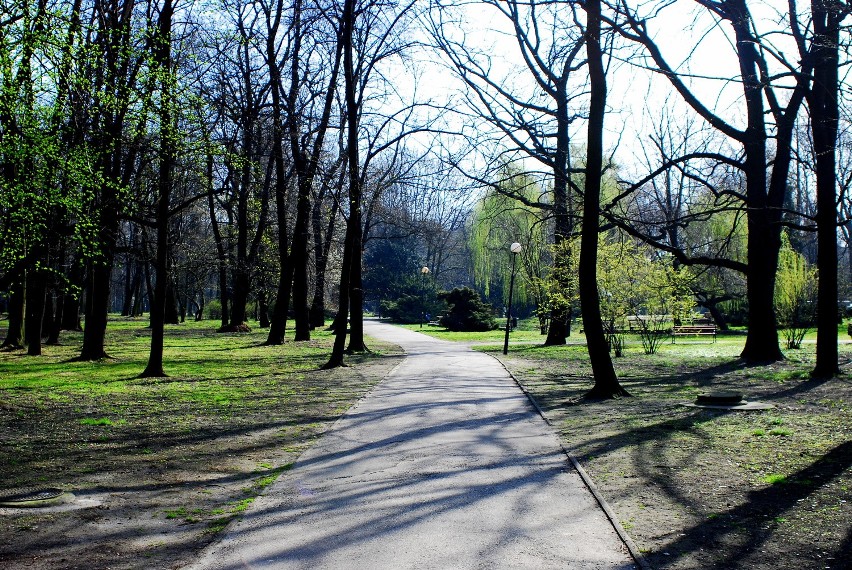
187;320;637;569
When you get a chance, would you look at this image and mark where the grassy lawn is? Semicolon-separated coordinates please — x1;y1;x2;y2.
0;316;402;569
413;319;852;569
2;315;850;569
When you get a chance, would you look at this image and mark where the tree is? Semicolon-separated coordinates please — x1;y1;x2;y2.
614;0;816;363
326;0;419;367
264;0;343;345
469;170;549;329
535;239;580;336
430;0;588;345
580;0;627;398
326;0;363;368
76;0;152;360
807;0;849;377
775;233;818;350
142;0;177;378
438;287;497;331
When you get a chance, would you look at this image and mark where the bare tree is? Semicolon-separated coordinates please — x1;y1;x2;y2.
613;0;815;363
581;0;627;398
264;0;343;345
326;0;419;367
141;0;177;377
807;0;850;378
429;0;588;345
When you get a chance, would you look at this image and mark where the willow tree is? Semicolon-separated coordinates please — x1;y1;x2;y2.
469;169;550;331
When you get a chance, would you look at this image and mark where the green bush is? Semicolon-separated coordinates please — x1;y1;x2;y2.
438;287;498;332
380;293;446;324
206;299;222;320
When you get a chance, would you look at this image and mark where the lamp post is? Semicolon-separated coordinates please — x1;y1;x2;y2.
503;242;522;355
420;266;429;328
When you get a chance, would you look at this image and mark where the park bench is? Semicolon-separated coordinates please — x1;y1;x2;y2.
626;315;672;331
671;324;717;342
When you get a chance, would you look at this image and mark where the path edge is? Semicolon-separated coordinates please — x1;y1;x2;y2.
493;356;653;570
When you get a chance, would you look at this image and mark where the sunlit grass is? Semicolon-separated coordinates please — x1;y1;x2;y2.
0;315;400;490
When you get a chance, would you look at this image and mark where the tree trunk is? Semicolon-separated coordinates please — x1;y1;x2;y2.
79;256;112;360
326;0;359;367
346;226;366;353
580;0;628;399
41;290;55;341
2;280;25;349
207;154;230;329
45;291;62;345
165;280;179;325
141;0;174;378
311;166;343;329
264;2;294;345
230;272;250;327
740;210;784;362
810;2;842;378
727;0;785;363
121;253;134;316
61;256;82;330
544;81;572;346
258;292;270;328
25;268;46;356
291;181;313;341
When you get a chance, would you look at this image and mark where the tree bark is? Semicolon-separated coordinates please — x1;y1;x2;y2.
580;0;628;399
79;254;113;360
25;266;46;356
264;3;294;345
326;0;360;367
544;79;573;346
810;1;844;378
2;281;25;349
141;0;175;378
206;152;230;329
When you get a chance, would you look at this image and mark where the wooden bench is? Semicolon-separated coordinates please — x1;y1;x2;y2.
626;315;672;331
671;324;717;342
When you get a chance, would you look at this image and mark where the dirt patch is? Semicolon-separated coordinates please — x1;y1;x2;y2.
0;323;402;570
496;339;852;570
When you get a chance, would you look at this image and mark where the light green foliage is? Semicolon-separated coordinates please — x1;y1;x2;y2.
469;167;549;308
597;237;695;355
0;3;100;275
533;238;579;332
774;233;817;349
596;238;634;355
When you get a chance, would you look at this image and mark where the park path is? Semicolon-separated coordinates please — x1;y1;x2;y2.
186;320;637;569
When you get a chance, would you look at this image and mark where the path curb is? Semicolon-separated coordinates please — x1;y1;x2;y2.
494;356;653;570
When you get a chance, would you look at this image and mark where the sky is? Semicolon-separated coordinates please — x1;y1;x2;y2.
405;0;809;178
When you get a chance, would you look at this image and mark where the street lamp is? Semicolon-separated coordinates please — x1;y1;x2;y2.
420;266;429;328
503;242;522;355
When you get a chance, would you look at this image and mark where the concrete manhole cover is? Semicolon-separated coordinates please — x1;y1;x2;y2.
696;391;744;405
0;488;73;508
681;391;774;411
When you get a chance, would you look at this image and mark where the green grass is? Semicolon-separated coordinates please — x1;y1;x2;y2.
406;316;852;361
79;417;115;426
0;315;401;494
489;318;851;568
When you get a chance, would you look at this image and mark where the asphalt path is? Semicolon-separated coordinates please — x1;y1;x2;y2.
187;320;637;569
